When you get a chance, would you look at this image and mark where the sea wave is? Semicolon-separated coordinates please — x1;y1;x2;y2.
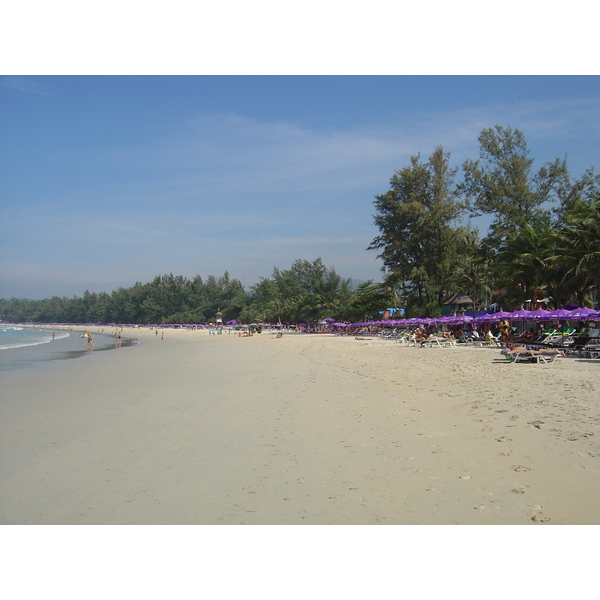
0;330;70;350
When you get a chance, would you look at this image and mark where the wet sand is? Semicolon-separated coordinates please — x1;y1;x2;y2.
1;327;599;524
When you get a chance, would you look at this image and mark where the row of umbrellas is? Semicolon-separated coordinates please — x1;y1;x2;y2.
330;306;600;328
27;306;598;330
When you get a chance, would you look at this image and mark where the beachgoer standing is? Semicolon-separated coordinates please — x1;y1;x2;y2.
499;319;511;341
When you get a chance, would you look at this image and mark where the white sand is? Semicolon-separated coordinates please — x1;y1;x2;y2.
1;326;599;524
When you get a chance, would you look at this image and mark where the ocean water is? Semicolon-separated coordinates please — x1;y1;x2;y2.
0;326;134;372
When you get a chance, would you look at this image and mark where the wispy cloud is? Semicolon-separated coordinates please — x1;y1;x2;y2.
3;91;599;298
0;76;51;96
107;97;600;197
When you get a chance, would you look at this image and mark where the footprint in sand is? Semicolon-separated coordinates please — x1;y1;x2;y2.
514;465;531;472
497;436;513;442
511;488;526;494
531;514;551;523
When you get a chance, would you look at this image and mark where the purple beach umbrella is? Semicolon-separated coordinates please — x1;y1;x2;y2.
509;309;533;321
540;308;574;321
567;307;598;320
527;308;550;321
474;311;512;323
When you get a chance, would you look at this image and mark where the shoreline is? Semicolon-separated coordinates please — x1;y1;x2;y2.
0;325;137;372
1;330;598;524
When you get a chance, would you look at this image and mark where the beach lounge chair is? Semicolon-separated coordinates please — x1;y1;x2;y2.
580;337;600;358
502;347;561;364
421;337;456;348
533;352;558;364
468;336;503;348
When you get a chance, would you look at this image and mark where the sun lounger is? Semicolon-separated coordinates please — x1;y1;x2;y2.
421;337;456;348
505;352;535;363
502;347;564;364
534;352;558;364
503;350;561;364
580;338;600;358
467;337;503;348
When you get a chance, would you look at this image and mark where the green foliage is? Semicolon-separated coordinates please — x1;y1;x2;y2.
370;125;599;313
369;146;464;306
552;195;600;306
337;280;390;322
1;259;354;325
460;125;569;249
496;217;557;306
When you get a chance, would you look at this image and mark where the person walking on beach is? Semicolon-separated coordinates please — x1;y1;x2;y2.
86;333;94;352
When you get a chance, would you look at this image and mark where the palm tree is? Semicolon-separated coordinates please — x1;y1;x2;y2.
497;218;556;306
553;196;600;306
454;230;492;309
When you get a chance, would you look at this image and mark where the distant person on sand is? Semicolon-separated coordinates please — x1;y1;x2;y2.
86;333;93;351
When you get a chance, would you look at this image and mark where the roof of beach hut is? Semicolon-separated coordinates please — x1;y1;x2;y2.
442;292;473;306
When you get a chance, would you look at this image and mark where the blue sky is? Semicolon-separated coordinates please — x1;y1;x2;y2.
1;75;599;299
0;75;600;298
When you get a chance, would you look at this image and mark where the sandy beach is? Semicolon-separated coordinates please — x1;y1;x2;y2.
1;326;599;525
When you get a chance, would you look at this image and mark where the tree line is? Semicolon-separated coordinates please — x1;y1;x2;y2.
2;125;598;325
0;259;387;325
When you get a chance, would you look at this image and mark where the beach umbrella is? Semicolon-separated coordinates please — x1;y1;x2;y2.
507;309;535;333
539;308;574;321
474;311;507;323
457;315;474;324
568;307;598;320
436;314;473;325
474;313;492;323
509;309;533;321
434;314;454;323
528;308;550;321
494;311;515;320
414;317;433;325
